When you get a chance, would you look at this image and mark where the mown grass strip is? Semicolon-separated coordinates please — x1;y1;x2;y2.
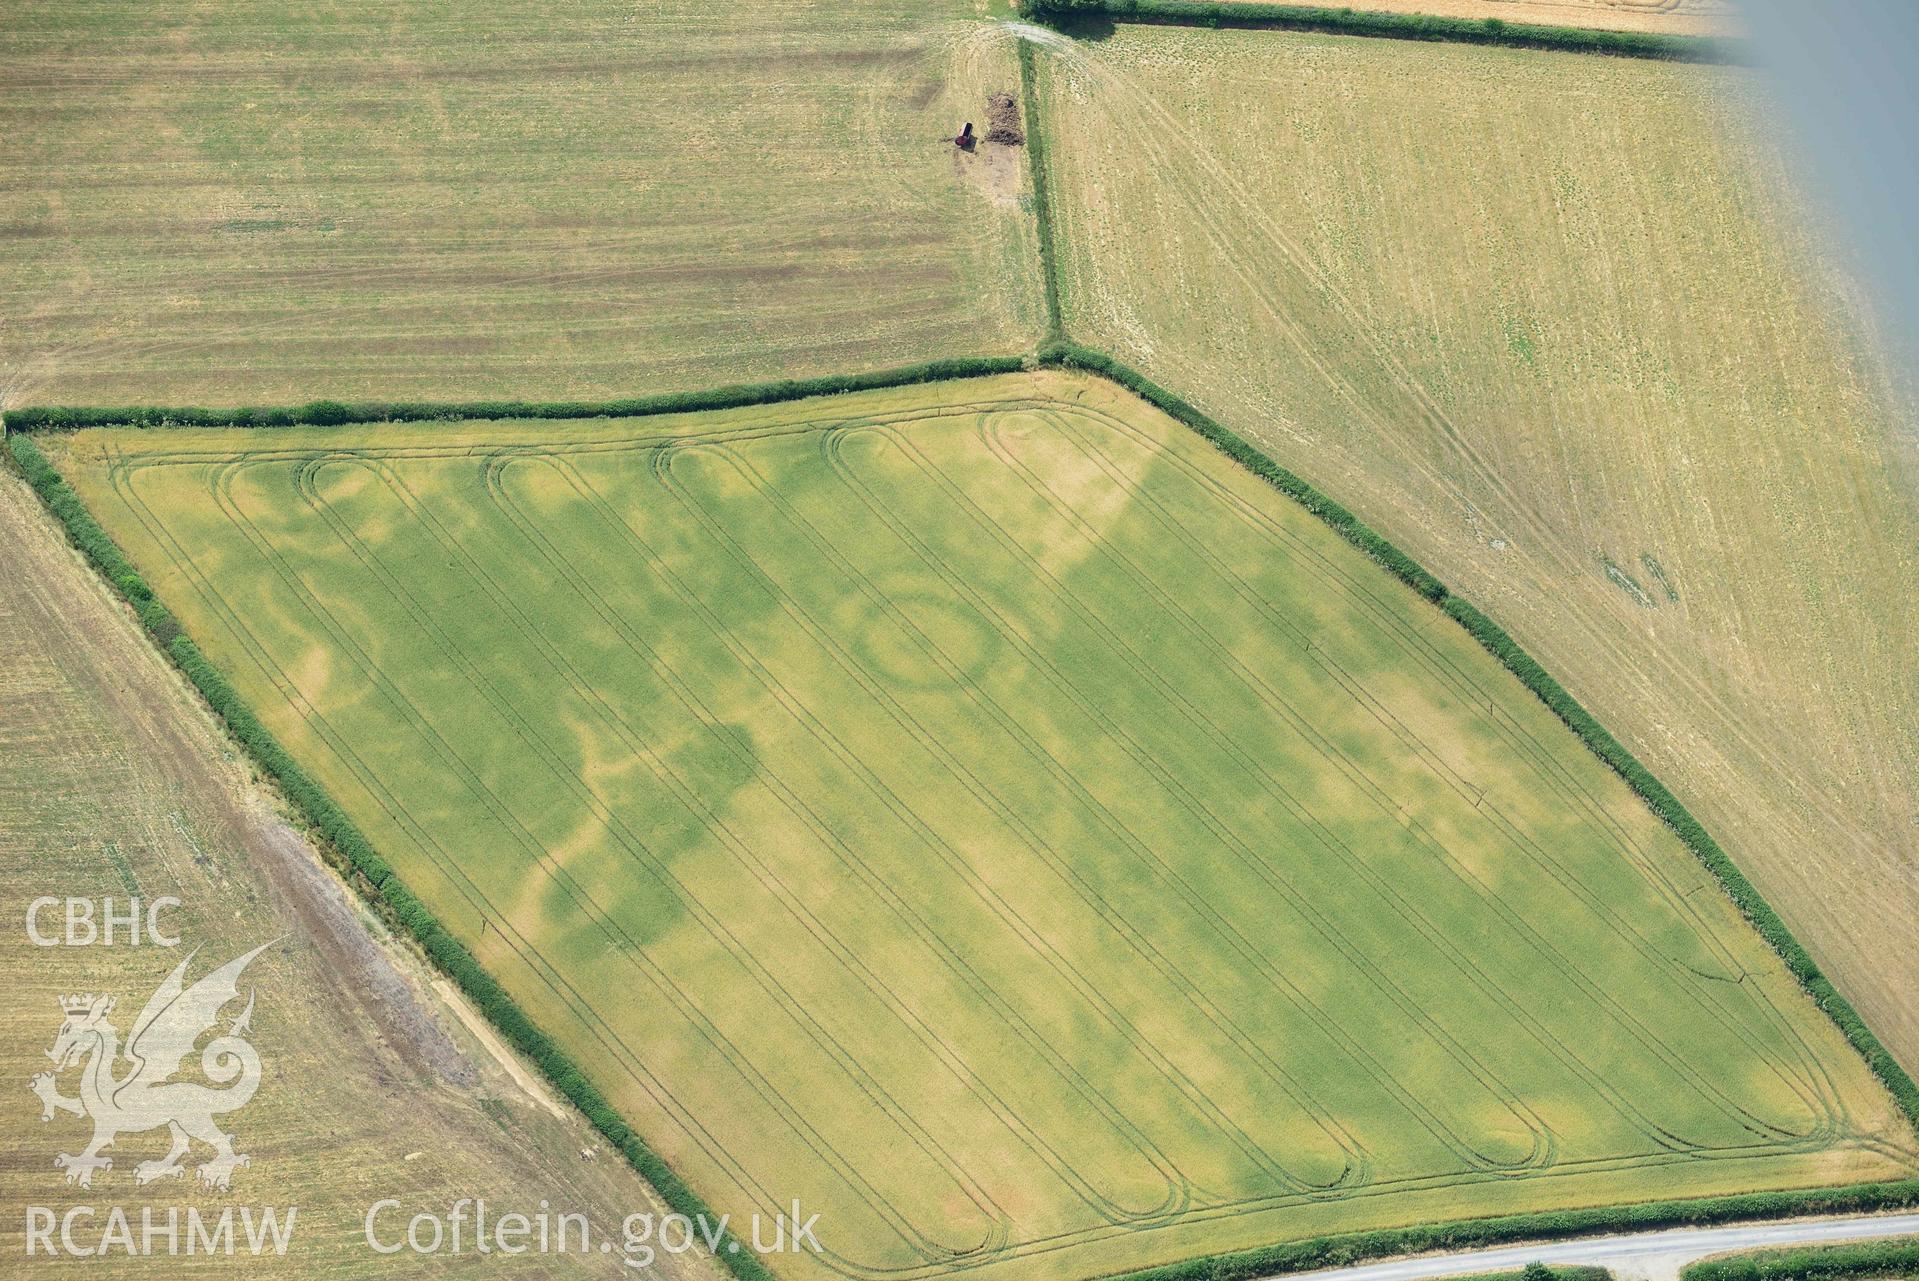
0;355;1028;433
1017;38;1067;339
1033;341;1919;1145
4;432;777;1281
1685;1238;1919;1281
1018;0;1739;63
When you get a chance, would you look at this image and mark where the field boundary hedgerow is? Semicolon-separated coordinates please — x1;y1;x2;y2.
1683;1238;1919;1281
0;356;1029;434
3;16;1915;1281
1017;39;1066;339
1016;0;1740;63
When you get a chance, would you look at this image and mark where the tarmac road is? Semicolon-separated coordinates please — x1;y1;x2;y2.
1270;1213;1919;1281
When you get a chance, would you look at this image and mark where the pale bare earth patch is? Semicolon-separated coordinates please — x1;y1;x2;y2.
432;980;568;1121
954;139;1028;208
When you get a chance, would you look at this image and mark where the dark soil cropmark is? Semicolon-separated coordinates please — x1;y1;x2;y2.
985;90;1025;145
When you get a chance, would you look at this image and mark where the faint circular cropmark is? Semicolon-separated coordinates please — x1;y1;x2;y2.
851;588;1001;693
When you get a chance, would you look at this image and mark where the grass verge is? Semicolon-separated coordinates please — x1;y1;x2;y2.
1686;1239;1919;1281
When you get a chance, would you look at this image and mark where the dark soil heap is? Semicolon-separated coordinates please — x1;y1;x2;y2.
985;91;1024;145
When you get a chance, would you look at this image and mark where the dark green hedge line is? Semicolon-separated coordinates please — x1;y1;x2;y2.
1105;1184;1919;1281
7;433;161;609
0;355;1029;432
6;433;776;1281
1017;0;1738;63
1685;1239;1919;1281
1035;341;1919;1141
1017;39;1067;339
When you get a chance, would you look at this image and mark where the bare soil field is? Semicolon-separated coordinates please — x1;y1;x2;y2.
0;0;1038;408
0;470;721;1277
1037;27;1919;1071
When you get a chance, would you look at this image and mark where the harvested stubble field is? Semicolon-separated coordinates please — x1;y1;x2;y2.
0;0;1036;408
1035;26;1919;1077
0;471;713;1277
48;370;1917;1281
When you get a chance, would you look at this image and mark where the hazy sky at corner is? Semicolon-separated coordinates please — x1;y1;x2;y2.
1737;0;1919;394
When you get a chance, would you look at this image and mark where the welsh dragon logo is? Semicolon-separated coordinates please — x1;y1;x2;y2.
29;942;273;1191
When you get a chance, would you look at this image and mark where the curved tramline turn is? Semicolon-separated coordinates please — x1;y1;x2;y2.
41;370;1916;1281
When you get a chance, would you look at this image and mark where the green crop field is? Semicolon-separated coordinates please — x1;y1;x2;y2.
0;0;1037;408
1033;25;1919;1078
48;370;1915;1281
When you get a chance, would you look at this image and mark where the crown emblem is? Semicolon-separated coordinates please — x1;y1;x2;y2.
34;943;271;1192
